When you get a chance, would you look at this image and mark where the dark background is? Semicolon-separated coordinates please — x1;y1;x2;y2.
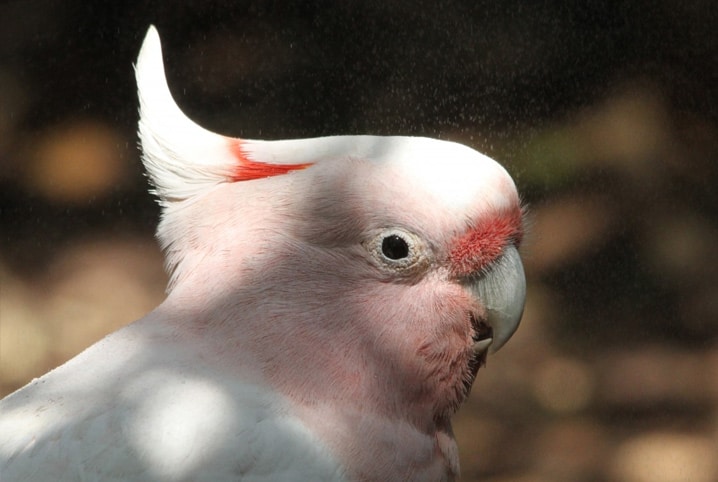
1;2;717;481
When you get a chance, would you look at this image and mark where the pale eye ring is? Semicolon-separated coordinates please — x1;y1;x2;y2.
364;228;430;274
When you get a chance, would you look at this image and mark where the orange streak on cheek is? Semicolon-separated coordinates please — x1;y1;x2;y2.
449;207;523;277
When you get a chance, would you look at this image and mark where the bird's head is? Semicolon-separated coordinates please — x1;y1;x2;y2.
136;26;525;423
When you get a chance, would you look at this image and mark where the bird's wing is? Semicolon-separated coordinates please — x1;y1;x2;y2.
0;323;345;482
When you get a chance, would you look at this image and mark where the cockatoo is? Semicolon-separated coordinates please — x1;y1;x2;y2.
0;26;525;481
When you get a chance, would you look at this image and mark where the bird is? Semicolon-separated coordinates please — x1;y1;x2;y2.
0;26;526;481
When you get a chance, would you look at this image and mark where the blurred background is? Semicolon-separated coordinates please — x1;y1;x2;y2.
1;1;716;481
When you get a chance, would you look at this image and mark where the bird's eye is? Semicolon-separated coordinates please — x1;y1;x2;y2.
364;227;431;275
381;234;409;260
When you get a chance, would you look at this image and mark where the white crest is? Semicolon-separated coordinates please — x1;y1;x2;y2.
136;26;517;218
136;27;242;204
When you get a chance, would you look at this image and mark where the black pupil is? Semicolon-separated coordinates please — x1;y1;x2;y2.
382;235;409;260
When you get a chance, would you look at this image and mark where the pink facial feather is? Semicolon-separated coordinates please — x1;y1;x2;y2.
449;206;523;278
228;139;313;181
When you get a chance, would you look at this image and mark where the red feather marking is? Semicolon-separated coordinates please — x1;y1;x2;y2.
449;207;523;277
228;140;313;181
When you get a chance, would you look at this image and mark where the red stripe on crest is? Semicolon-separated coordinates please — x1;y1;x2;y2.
229;140;313;181
449;207;523;277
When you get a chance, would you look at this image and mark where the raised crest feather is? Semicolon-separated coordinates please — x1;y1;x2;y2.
136;26;312;205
